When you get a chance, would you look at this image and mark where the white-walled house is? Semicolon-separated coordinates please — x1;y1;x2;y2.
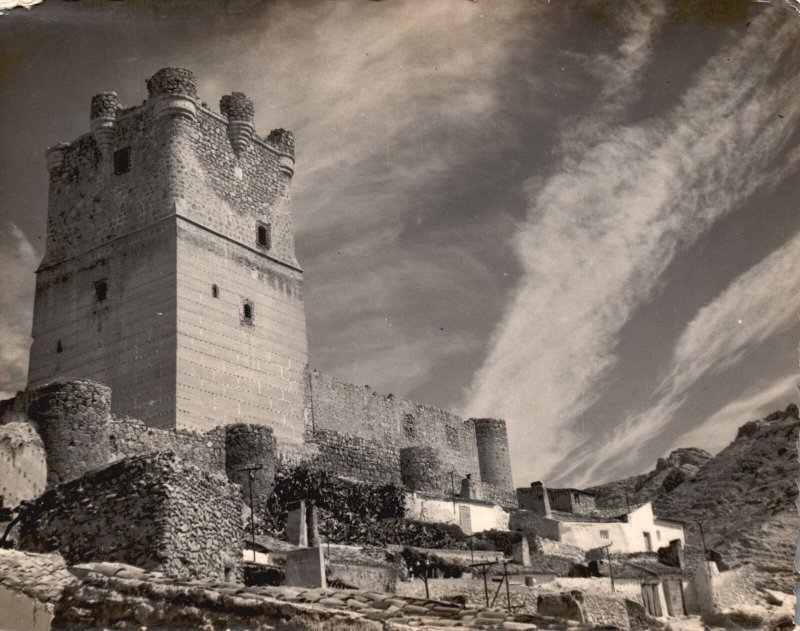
404;492;509;535
553;502;684;553
513;482;684;553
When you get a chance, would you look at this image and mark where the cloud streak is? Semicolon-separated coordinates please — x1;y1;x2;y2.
556;226;800;486
0;224;38;398
464;5;800;485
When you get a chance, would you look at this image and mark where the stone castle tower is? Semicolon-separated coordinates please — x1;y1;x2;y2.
28;68;308;443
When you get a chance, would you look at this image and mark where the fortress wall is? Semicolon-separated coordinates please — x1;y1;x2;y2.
17;451;243;581
108;416;226;472
175;222;308;440
311;429;401;486
306;369;482;486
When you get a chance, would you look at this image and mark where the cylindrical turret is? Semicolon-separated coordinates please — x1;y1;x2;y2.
45;143;69;173
399;446;446;494
147;67;197;121
26;380;111;487
267;128;295;177
90;92;120;155
471;418;514;491
224;424;277;511
220;92;255;158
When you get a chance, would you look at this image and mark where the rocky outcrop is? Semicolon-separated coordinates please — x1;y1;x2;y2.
591;404;799;592
588;447;712;509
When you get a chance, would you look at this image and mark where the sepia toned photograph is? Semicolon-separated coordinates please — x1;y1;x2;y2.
0;1;798;629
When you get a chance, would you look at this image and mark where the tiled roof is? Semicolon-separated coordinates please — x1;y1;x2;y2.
550;502;650;523
62;560;611;630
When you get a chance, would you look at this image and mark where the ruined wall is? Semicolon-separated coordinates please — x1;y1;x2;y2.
17;451;243;581
0;423;46;508
312;429;401;485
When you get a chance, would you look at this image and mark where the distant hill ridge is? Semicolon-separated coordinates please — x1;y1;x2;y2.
588;403;799;591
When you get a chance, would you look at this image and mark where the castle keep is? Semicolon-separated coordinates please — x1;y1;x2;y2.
2;69;516;548
30;68;306;440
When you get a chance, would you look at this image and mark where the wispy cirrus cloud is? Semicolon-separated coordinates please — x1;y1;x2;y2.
0;224;38;398
556;228;800;486
670;374;799;456
464;5;800;485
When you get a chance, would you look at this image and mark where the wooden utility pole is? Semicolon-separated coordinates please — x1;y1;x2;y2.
603;543;616;593
238;465;263;563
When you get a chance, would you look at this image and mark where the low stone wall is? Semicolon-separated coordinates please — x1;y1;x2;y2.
327;562;398;592
312;429;401;485
17;451;243;581
581;593;631;631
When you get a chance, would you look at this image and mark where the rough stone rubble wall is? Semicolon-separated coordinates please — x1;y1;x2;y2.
108;415;226;472
17;451;243;581
311;429;401;486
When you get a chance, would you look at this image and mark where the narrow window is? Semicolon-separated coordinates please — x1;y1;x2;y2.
599;530;610;540
242;300;254;325
94;279;108;302
212;284;219;298
656;530;661;541
56;340;63;353
113;147;131;175
256;223;271;249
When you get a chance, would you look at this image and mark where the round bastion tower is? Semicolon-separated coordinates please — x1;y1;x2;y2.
471;418;514;491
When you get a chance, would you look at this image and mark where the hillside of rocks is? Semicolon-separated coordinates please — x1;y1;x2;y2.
589;404;799;591
588;446;712;509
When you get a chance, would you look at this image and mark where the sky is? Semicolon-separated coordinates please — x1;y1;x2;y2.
1;0;799;488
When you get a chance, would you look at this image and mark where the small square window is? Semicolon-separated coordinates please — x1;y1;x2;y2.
114;147;131;175
599;530;610;539
256;223;271;249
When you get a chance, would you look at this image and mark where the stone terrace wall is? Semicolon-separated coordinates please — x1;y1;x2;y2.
312;429;401;485
17;451;243;581
306;370;481;486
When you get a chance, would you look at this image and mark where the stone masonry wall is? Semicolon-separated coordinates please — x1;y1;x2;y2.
108;415;226;472
311;429;401;486
307;370;481;484
17;451;243;581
